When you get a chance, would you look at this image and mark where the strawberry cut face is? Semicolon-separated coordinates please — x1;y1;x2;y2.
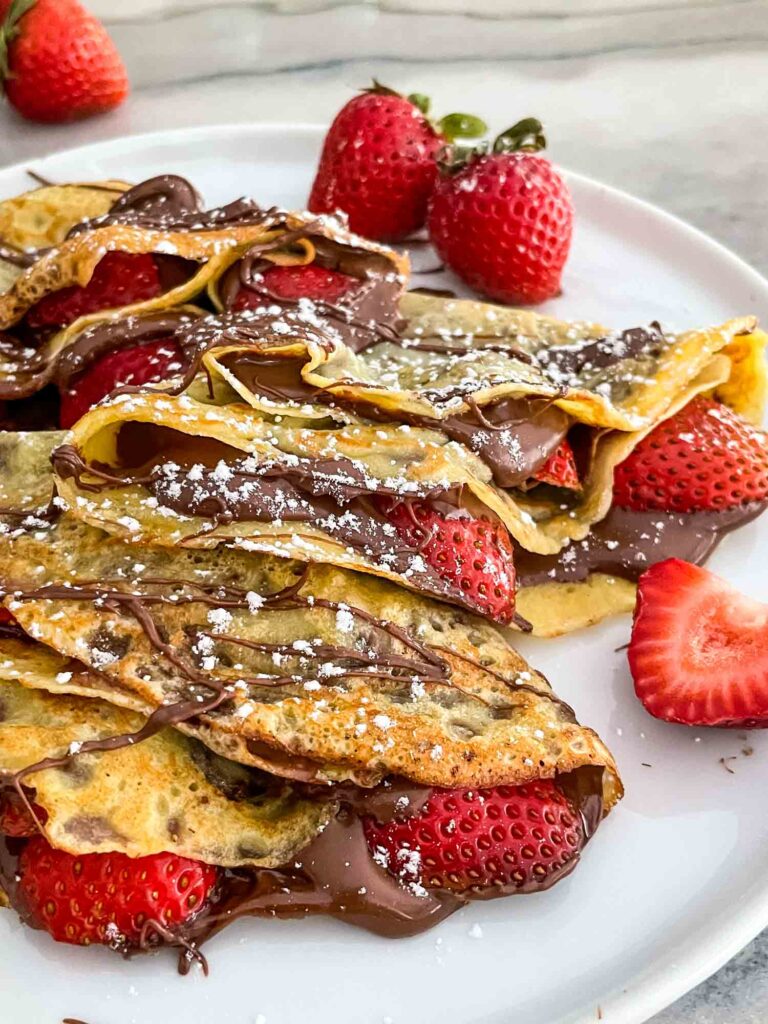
25;252;164;330
630;558;768;727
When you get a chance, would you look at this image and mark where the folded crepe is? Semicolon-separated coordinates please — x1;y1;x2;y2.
0;174;406;408
0;429;620;952
51;296;768;630
0;649;331;866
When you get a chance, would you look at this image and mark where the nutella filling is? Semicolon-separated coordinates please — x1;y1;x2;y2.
0;765;604;970
51;429;512;619
515;502;767;586
217;234;404;354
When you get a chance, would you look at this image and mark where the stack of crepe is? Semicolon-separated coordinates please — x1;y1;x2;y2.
0;172;762;965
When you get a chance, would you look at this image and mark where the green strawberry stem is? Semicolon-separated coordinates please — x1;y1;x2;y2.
493;117;546;153
437;113;487;143
0;0;36;82
363;80;487;142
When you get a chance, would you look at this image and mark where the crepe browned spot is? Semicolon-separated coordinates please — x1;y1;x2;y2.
0;643;332;866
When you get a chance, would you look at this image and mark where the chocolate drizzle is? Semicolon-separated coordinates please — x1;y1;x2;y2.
67;175;281;235
50;435;515;620
218;233;404;353
515;502;767;586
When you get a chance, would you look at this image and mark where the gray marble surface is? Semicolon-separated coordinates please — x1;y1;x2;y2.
0;3;766;1021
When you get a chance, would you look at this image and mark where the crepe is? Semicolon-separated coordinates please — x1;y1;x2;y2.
0;431;620;804
0;642;332;866
0;174;407;409
0;180;130;253
50;311;766;629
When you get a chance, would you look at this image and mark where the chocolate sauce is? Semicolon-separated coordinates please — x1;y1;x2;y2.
515;502;767;586
51;434;511;619
217;233;404;354
67;175;281;236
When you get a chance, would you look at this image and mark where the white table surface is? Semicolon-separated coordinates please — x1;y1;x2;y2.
1;3;767;1021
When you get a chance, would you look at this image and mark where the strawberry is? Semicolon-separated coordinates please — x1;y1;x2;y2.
18;836;217;947
427;118;573;305
0;606;16;624
614;397;768;513
308;82;486;242
533;438;580;490
59;337;184;427
629;558;768;727
26;252;162;331
0;789;45;837
0;0;128;123
363;779;584;895
233;263;357;311
378;500;515;622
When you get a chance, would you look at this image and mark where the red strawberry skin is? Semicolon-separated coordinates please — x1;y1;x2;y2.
26;252;162;331
59;337;184;428
234;264;357;310
614;398;768;513
428;151;573;305
18;836;217;946
629;559;768;727
0;0;128;123
363;780;584;895
533;438;580;490
309;90;444;242
379;500;516;623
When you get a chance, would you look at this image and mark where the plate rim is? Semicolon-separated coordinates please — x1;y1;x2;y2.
2;121;768;1024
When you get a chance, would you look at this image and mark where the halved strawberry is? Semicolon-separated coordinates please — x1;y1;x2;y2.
378;500;515;623
532;438;580;490
233;263;357;311
18;836;218;947
614;398;768;512
0;790;45;837
59;337;184;427
363;780;584;895
26;252;162;330
629;558;768;726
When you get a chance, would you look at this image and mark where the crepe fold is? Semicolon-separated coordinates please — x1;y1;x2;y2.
0;643;332;867
51;301;767;571
0;181;406;407
0;431;620;806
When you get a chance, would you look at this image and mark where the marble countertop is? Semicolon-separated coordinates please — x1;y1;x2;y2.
0;3;766;1021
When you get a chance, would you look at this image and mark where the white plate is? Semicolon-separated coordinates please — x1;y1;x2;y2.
2;125;768;1024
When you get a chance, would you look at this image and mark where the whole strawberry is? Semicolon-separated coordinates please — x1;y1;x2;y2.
308;82;485;242
18;836;217;947
428;118;573;305
377;499;516;624
613;397;768;513
363;779;584;895
0;0;129;123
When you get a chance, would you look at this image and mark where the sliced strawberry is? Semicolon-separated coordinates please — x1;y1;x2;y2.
532;438;580;490
629;558;768;726
0;606;16;624
18;836;218;947
614;397;768;513
0;790;45;838
378;500;515;623
26;252;162;330
59;338;184;428
233;263;358;311
363;780;584;895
